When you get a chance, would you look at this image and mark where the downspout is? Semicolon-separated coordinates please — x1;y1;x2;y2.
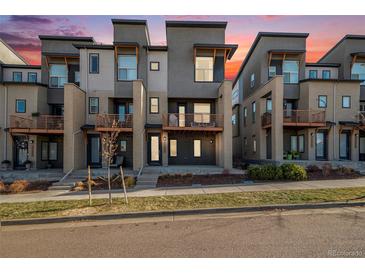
333;82;336;160
4;85;8;160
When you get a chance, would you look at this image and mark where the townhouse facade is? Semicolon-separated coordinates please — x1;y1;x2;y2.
232;32;363;164
0;19;236;173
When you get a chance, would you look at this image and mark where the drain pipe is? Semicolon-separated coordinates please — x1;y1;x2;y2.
3;85;8;160
333;82;336;159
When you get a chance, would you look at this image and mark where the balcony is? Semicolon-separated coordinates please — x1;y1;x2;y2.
358;112;365;125
9;115;64;134
262;110;326;128
162;113;224;132
95;114;133;132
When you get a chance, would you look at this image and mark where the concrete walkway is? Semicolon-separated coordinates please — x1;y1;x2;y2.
1;177;365;204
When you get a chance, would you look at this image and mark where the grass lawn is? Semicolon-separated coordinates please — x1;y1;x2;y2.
1;187;365;220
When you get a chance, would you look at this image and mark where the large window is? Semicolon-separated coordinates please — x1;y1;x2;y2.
89;97;99;114
195;56;213;82
194;103;211;123
28;72;37;83
49;64;68;88
89;53;99;74
193;140;201;157
318;95;327;108
150;97;159;114
118;55;137;80
13;71;22;82
15;99;26;113
169;139;177;157
351;63;365;85
283;60;299;84
252;101;256;124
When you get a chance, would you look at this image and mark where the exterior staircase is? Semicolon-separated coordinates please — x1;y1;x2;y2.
136;167;160;189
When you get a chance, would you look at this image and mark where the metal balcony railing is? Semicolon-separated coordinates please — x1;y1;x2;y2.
10;115;64;131
261;110;326;127
162;113;224;130
95;114;133;130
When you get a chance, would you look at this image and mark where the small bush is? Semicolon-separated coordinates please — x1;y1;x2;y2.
306;165;320;173
124;176;136;187
322;163;332;177
281;163;307;181
8;180;30;193
0;181;7;193
247;165;262;180
337;166;354;175
247;165;283;180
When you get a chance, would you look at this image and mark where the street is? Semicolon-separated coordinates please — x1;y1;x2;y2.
1;207;365;257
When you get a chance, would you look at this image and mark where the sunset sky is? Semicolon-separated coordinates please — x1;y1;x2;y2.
1;15;365;80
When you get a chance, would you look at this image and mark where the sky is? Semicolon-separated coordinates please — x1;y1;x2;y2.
1;15;365;80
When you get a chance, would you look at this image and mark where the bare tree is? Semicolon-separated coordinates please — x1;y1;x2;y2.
101;120;120;205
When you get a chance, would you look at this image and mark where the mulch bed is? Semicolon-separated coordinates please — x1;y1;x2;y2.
156;174;246;188
0;180;53;194
71;176;135;192
306;170;362;180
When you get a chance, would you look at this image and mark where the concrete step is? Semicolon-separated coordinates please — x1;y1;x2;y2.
48;185;72;191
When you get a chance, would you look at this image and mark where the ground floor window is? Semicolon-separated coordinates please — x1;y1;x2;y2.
170;139;177;157
290;135;305;153
194;139;201;157
252;135;257;153
41;142;58;161
316;131;327;160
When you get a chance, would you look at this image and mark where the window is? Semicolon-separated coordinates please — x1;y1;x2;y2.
118;55;137;80
250;73;255;88
27;72;37;83
49;64;68;88
15;99;26;113
232;114;236;125
252;101;256;124
13;71;22;82
74;71;80;83
269;66;276;78
243;107;247;126
318;95;327;108
193;140;201;157
266;99;272;112
89;53;99;74
253;135;257;153
150;97;159;114
120;140;127;152
150;62;160;71
360;102;365;112
283;60;299;84
322;70;331;79
351;63;365;85
195;56;213;82
89;97;99;114
170;139;177;157
309;70;318;79
41;142;49;161
291;136;298;151
41;142;58;161
128;103;133;114
49;142;58;161
299;135;305;153
342;96;351;108
194;103;211;123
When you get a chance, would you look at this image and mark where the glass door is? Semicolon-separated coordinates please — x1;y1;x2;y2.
14;136;28;169
148;134;161;165
316;132;327;160
178;104;186;127
340;131;350;160
87;135;101;167
117;104;126;122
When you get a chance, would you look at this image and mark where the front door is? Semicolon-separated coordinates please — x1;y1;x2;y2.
147;133;161;165
340;131;351;160
315;131;327;160
87;135;102;167
14;136;28;169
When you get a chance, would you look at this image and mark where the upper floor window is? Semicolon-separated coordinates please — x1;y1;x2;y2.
243;107;247;127
318;95;327;108
89;97;99;114
266;99;272;112
49;64;68;88
150;62;160;71
89;53;99;74
195;56;213;82
13;71;22;82
351;63;365;85
342;96;351;108
150;97;159;114
250;73;255;88
194;103;211;123
252;101;256;124
118;55;137;81
322;70;331;79
27;72;37;83
74;71;80;83
269;66;276;78
309;70;318;79
283;60;299;84
16;99;26;113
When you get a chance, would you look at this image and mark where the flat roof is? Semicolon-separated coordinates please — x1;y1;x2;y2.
73;44;114;50
306;62;341;67
1;64;41;69
233;32;309;87
166;20;227;29
111;19;147;25
299;79;361;83
113;42;140;47
1;81;47;87
144;45;168;51
194;43;238;59
39;35;95;42
42;52;79;57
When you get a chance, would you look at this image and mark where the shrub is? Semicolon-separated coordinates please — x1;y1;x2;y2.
281;163;307;181
306;165;320;173
124;176;136;187
0;181;7;193
247;165;283;180
337;166;354;175
322;163;332;177
8;180;30;193
247;165;262;180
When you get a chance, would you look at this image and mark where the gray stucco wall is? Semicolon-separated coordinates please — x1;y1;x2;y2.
166;26;225;98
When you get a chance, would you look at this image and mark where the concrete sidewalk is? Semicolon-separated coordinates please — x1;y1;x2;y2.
1;177;365;204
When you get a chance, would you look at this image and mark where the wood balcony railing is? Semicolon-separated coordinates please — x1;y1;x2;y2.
162;113;224;131
261;110;326;128
9;115;64;134
95;114;133;132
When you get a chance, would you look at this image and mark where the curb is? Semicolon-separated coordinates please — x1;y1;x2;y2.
1;201;365;227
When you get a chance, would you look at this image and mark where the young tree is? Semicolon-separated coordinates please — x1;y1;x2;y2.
101;120;120;205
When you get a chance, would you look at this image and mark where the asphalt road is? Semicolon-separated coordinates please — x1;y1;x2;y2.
1;207;365;258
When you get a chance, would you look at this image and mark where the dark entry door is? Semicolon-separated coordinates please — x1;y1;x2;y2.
14;136;28;169
147;133;161;165
87;135;102;167
315;131;327;160
340;131;350;160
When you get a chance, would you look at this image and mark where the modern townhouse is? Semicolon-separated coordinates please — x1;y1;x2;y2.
232;32;362;165
1;19;236;174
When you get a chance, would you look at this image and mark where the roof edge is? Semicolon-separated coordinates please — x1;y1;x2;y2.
38;35;95;42
166;20;227;29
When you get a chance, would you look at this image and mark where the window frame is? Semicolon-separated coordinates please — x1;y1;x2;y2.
89;53;99;74
322;70;331;79
250;73;255;88
49;64;68;88
318;95;327;108
149;97;159;114
342;96;351;109
150;61;160;71
309;70;318;79
252;101;256;124
118;54;138;81
15;99;26;113
13;71;22;82
195;56;214;82
48;142;58;161
88;97;99;114
283;60;299;84
41;142;49;161
27;72;37;83
169;139;177;157
193;139;201;158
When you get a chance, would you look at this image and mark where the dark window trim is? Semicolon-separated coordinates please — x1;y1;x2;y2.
342;96;351;108
89;53;99;74
169;139;177;157
252;101;256;124
150;61;160;71
318;95;327;108
149;97;159;114
309;69;318;79
27;72;37;83
322;70;331;79
13;71;22;82
15;99;26;113
41;141;49;161
250;73;255;88
89;97;99;114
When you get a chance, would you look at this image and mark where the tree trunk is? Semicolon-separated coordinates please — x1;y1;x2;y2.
120;166;128;204
88;165;92;206
108;163;112;205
